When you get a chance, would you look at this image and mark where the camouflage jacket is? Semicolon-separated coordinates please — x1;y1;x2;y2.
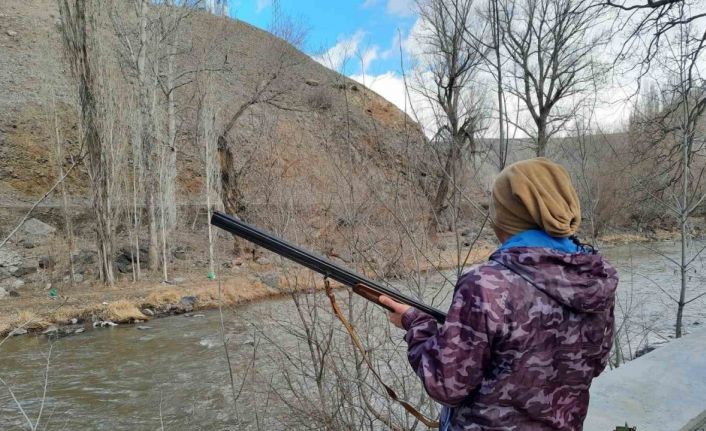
402;246;618;430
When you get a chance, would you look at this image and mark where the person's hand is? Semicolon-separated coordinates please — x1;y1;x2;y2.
379;295;411;329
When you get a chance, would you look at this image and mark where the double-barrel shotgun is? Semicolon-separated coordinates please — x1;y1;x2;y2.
210;211;447;323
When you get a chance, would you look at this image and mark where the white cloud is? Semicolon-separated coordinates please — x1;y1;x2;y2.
362;0;379;8
386;0;415;17
351;72;408;112
351;71;439;135
314;30;366;72
256;0;271;13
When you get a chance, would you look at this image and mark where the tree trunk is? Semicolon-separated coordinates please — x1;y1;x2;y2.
536;117;548;157
217;136;246;254
676;119;689;338
430;141;460;232
165;36;178;230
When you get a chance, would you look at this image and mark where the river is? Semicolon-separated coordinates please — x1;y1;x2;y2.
1;240;705;430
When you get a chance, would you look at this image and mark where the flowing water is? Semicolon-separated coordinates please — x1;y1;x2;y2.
1;240;705;430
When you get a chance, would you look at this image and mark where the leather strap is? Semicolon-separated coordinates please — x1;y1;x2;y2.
324;279;440;428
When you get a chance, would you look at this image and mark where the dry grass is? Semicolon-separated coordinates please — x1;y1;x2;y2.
100;300;147;323
5;310;50;331
143;289;182;309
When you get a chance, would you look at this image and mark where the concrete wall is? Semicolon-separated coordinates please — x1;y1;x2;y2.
584;327;706;431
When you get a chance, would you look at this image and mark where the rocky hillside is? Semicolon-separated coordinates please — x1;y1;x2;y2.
0;0;433;293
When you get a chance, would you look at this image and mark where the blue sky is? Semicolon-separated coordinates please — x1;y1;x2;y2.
228;0;417;77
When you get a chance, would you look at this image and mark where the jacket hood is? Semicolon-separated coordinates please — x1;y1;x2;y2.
490;247;618;313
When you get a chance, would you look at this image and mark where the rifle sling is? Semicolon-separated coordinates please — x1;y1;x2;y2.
324;279;440;429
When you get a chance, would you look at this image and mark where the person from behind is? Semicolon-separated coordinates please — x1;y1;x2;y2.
381;157;618;430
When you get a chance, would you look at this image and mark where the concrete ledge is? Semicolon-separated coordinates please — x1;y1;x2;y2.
584;327;706;431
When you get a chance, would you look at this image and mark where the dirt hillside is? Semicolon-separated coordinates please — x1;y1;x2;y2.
0;0;443;303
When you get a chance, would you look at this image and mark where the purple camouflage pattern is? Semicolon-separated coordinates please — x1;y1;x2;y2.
402;246;618;430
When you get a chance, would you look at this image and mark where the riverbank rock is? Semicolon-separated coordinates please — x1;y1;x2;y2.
176;296;197;313
9;327;27;336
42;325;58;335
94;320;118;328
0;287;8;299
142;308;155;316
136;325;152;330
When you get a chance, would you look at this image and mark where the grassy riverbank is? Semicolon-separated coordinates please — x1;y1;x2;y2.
0;243;495;338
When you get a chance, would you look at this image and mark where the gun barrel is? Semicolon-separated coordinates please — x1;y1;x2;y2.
210;211;447;323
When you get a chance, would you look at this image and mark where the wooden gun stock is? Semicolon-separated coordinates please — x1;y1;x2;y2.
353;283;396;313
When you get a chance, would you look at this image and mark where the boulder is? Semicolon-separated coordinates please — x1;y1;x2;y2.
6;30;17;37
73;249;96;266
12;263;36;277
305;79;320;87
20;218;56;241
142;308;155;316
42;326;58;335
136;325;152;330
114;246;149;274
0;278;24;292
176;295;197;313
180;296;197;306
0;248;22;273
0;287;7;299
260;272;280;290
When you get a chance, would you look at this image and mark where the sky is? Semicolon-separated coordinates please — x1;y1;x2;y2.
227;0;418;113
223;0;670;138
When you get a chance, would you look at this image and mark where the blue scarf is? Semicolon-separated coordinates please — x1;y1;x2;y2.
497;229;581;254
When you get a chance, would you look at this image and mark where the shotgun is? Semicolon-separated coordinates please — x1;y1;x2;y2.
210;211;447;323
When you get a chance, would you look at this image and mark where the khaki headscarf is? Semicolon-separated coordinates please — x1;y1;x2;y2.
490;157;581;237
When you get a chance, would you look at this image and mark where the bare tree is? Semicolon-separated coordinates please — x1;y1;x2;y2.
605;0;706;79
268;0;309;49
58;0;119;284
498;0;608;156
624;1;706;338
413;0;488;231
